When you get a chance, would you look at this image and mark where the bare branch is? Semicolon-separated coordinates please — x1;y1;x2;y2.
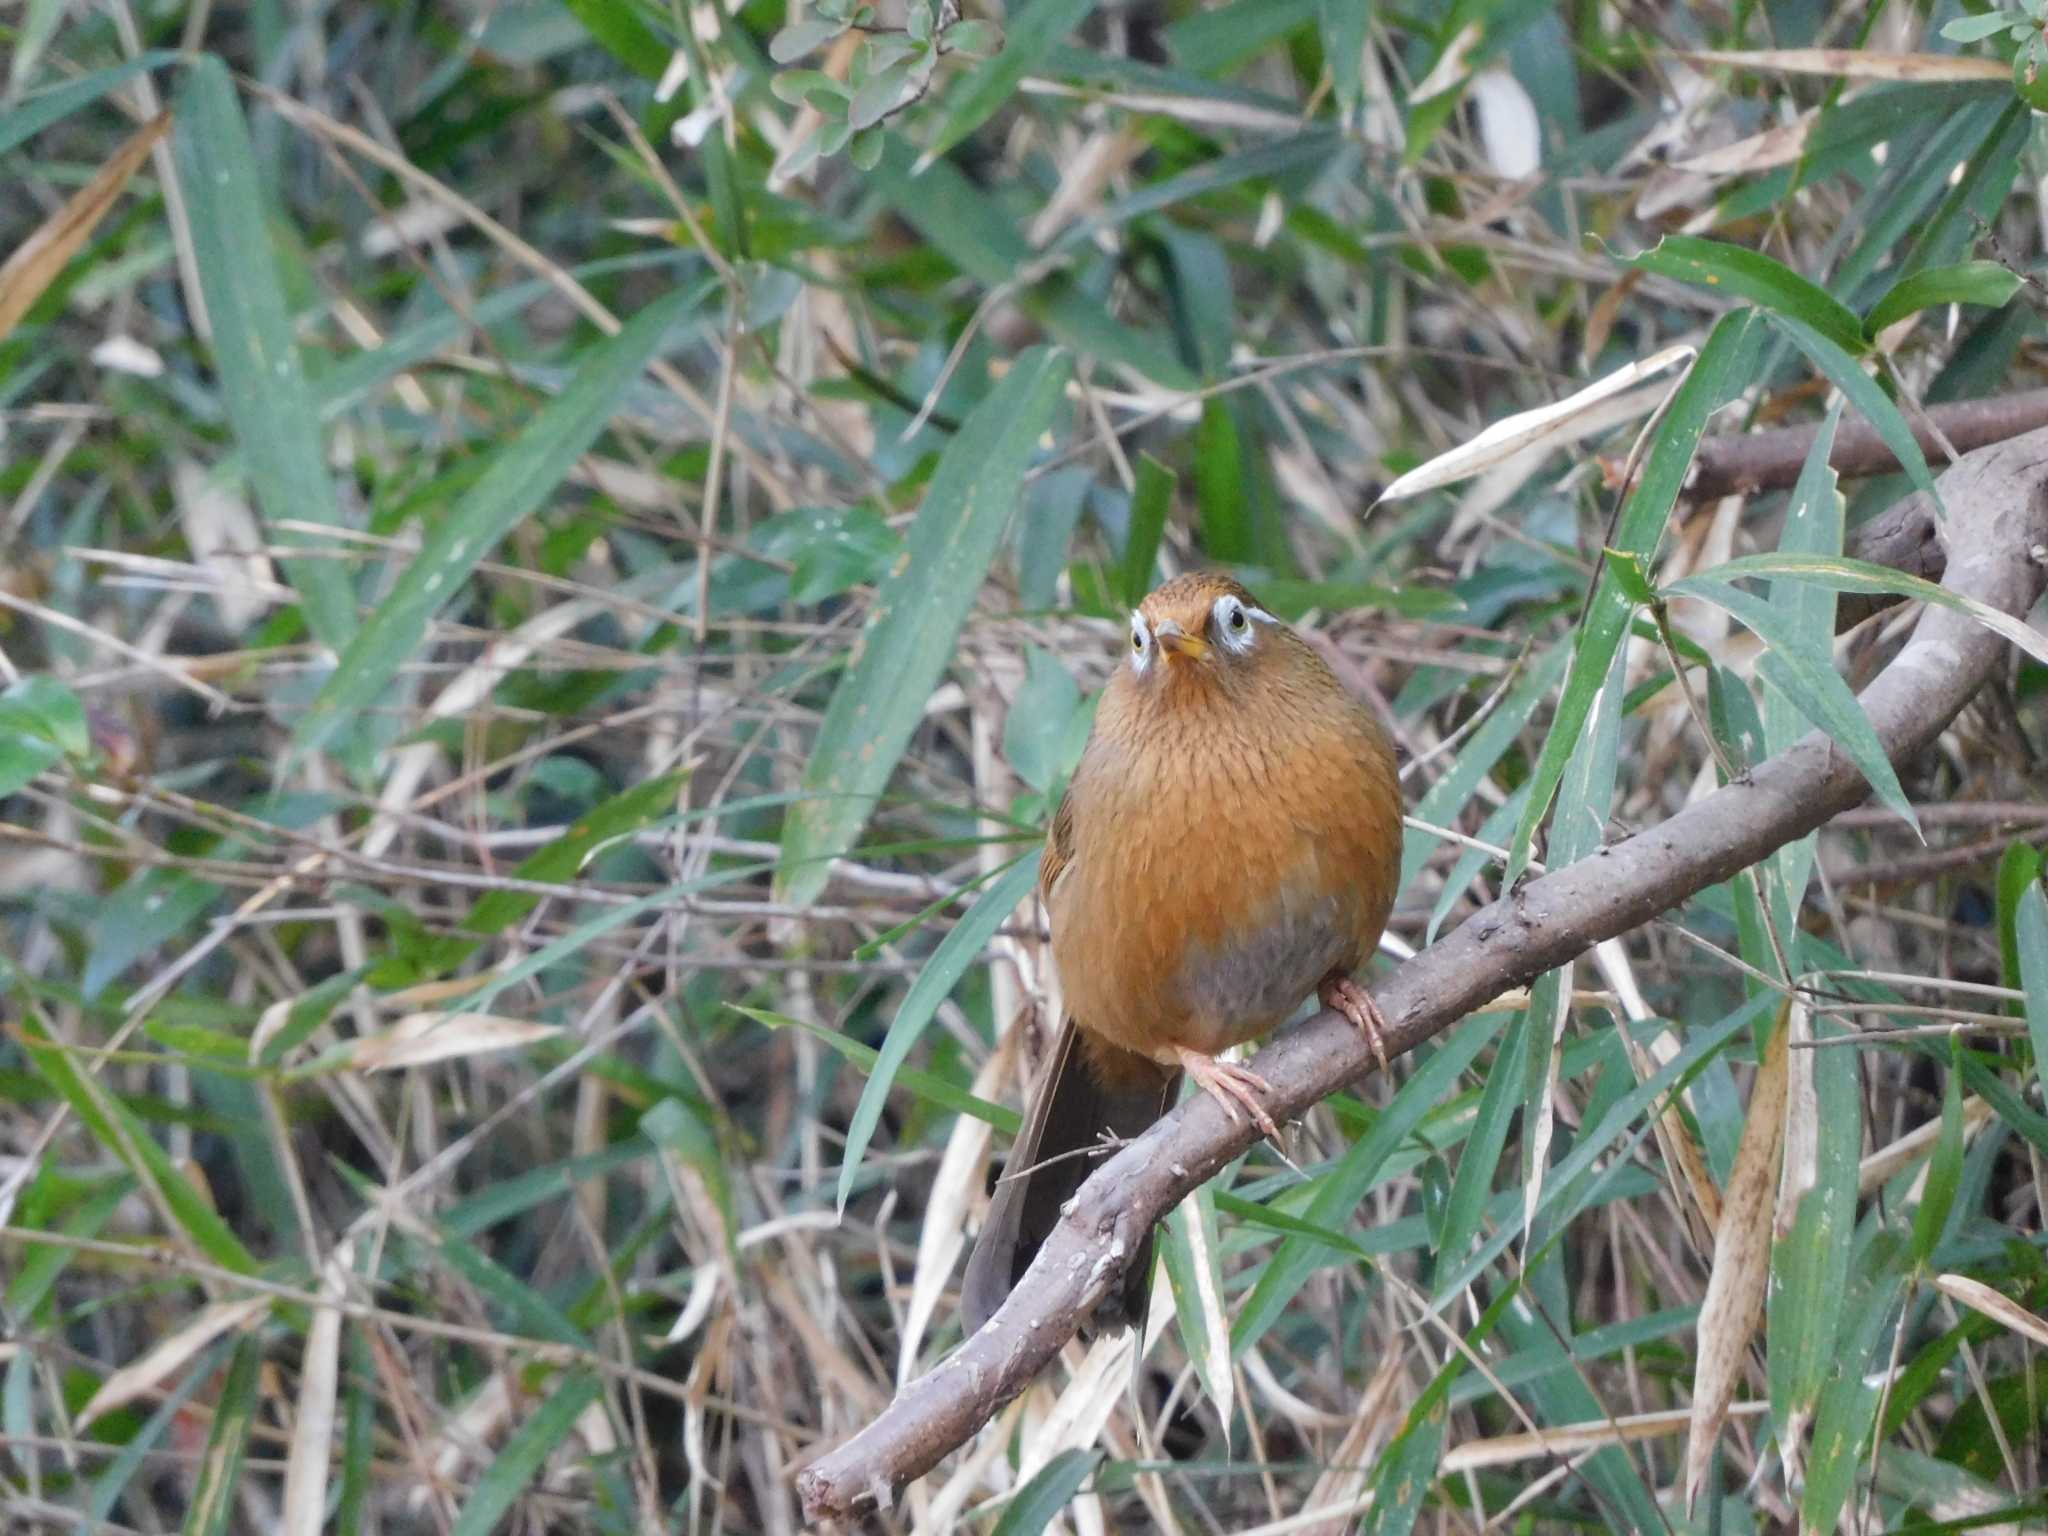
797;428;2048;1524
1649;386;2048;504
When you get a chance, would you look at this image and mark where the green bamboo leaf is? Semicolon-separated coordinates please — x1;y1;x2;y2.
449;1372;604;1536
1687;552;2048;668
1233;1009;1504;1356
1768;312;1940;504
1120;453;1175;607
181;1335;262;1536
1910;1042;1965;1266
867;146;1191;386
920;0;1099;167
293;286;698;760
561;0;668;77
173;57;356;654
1360;1397;1446;1536
17;1014;260;1275
778;347;1071;905
1320;0;1369;122
2017;883;2048;1089
1517;642;1625;1225
1627;234;1865;356
1672;577;1919;834
1509;309;1758;878
990;1448;1100;1536
0;54;176;158
642;1095;735;1256
1801;1234;1910;1533
463;769;690;938
1998;843;2046;1007
1601;547;1656;606
1759;403;1844;933
838;852;1040;1211
1863;259;2022;338
1161;1182;1232;1424
1766;1012;1860;1439
1194;397;1252;561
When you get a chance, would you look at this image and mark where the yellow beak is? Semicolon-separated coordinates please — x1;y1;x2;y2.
1157;629;1210;661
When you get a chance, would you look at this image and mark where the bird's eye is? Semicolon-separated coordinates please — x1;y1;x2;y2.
1131;630;1145;651
1227;605;1248;632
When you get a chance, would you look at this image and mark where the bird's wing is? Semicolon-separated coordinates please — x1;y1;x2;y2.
1041;785;1077;908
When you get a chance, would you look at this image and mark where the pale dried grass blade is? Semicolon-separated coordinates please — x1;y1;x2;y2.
1470;67;1541;180
1679;49;2008;82
1298;1354;1407;1536
1860;1095;1993;1195
174;460;279;631
1014;1330;1135;1490
351;1012;562;1071
282;1240;351;1535
918;1397;1028;1536
1684;1014;1789;1510
1411;22;1482;102
76;1293;269;1429
0;111;169;343
1379;344;1696;503
1446;1401;1768;1472
1178;1190;1234;1441
897;1022;1016;1384
1932;1273;2048;1349
1673;110;1818;176
1594;938;1720;1242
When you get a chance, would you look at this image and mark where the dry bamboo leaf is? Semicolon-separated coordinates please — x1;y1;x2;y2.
1684;1014;1789;1511
1595;938;1721;1242
1178;1191;1234;1444
77;1294;269;1429
1299;1355;1407;1536
1860;1096;1993;1194
897;1020;1016;1384
1933;1273;2048;1349
174;460;277;632
1027;125;1144;248
351;1012;561;1071
1470;67;1541;180
1679;49;2009;83
1673;110;1819;176
1379;344;1696;503
1411;22;1483;102
282;1242;351;1536
0;111;169;344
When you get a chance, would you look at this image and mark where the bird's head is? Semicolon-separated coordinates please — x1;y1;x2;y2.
1123;573;1285;700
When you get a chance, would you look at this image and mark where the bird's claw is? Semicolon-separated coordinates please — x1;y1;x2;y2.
1177;1047;1281;1141
1321;973;1391;1074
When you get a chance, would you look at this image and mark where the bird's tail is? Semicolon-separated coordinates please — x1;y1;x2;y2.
961;1018;1180;1337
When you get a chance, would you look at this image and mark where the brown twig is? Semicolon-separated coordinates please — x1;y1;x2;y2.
796;429;2048;1523
1612;386;2048;504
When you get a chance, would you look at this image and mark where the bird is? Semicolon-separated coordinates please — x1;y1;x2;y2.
961;572;1403;1336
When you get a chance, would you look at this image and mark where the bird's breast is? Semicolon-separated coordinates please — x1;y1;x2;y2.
1050;713;1400;1062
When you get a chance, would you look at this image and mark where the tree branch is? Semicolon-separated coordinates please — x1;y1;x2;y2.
797;429;2048;1524
1659;387;2048;504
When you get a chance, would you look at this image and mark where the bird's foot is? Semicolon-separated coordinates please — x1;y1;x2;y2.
1175;1046;1280;1141
1320;972;1391;1074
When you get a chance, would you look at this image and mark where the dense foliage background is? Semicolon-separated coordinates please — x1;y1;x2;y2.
3;1;2047;1531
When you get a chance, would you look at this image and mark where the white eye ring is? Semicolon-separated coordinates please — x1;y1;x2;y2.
1213;594;1269;654
1128;611;1152;673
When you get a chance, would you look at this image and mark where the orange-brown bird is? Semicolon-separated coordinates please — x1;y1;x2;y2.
961;573;1403;1334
